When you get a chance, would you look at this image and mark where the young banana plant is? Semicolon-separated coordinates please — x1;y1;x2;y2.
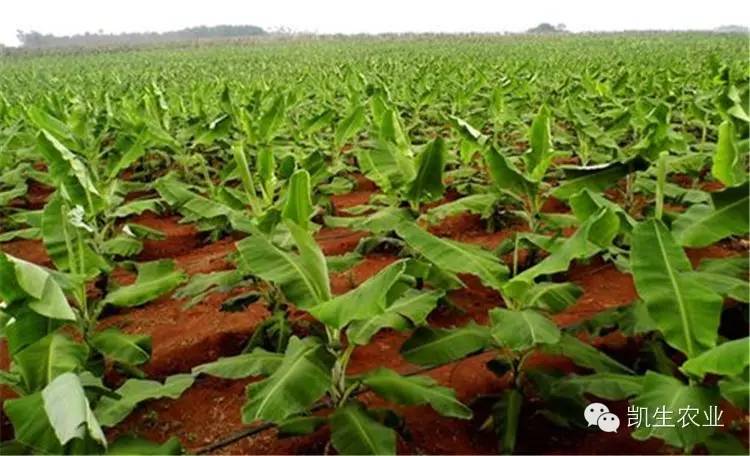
607;149;750;453
0;252;191;454
350;95;448;214
399;273;634;453
191;209;472;454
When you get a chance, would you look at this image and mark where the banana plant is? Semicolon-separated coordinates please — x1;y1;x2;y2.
399;273;633;453
671;119;748;248
347;95;447;213
550;165;749;454
0;252;191;454
190;205;471;454
551;222;750;454
613;169;749;451
21;109;180;273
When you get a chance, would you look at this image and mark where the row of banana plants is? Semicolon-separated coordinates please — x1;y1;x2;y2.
1;36;748;455
1;99;747;454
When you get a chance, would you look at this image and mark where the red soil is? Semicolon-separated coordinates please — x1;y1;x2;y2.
0;238;52;266
329;190;375;215
7;179;54;210
315;227;368;256
130;213;204;261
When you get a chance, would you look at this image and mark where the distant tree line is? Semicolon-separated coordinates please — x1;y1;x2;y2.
15;25;266;48
526;23;568;34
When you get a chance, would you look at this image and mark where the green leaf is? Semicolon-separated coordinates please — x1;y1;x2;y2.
378;107;409;151
42;195;107;278
0;184;27;206
326;251;363;272
42;372;106;448
37;130;100;207
257;96;286;143
543;334;633;374
681;338;750;379
719;376;748;410
330;401;396;456
0;227;40;243
14;332;88;393
405;137;446;204
194;114;232;146
95;374;195;427
483;147;535;198
257;147;276;199
569;188;636;231
90;328;151;366
242;337;333;423
489;308;560;351
277;416;327;437
493;388;522;454
0;252;75;321
672;183;749;247
447;114;487;148
562;373;644;400
125;223;165;240
422;194;498;224
552;157;648;200
684;271;749;303
400;321;491;366
518;282;582;313
107;436;183;455
237;223;330;309
356;141;415;193
28;107;75;147
711;120;746;187
173;270;243;308
697;256;748;277
309;261;406;329
396;221;508;292
526;105;552;180
303;109;334;135
347;289;443;345
335;105;365;149
104;260;187;308
100;236;143;257
4;392;62;454
3;307;63;356
362;368;472;419
192;348;283;379
231;142;261;213
631;219;722;358
504;208;618;299
155;174;235;222
282;170;313;229
325;207;411;234
631;372;719;451
109;133;147;179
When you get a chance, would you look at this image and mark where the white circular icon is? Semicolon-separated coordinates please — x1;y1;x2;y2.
584;402;609;427
597;412;620;432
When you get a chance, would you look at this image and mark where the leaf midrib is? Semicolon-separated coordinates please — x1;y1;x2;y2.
653;224;694;357
405;224;502;287
401;327;485;359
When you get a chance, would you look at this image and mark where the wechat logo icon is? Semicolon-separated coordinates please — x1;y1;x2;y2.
585;402;620;432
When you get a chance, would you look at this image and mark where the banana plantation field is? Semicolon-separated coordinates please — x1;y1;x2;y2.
0;33;748;455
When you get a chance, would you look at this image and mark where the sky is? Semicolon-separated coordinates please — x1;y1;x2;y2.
1;0;748;46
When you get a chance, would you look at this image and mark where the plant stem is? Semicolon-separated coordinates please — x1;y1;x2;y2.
512;233;520;278
655;151;668;221
232;143;262;216
527;195;540;234
625;170;635;216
